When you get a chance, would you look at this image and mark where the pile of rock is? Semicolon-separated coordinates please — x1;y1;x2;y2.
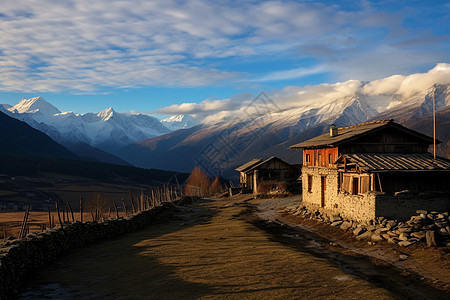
281;205;450;247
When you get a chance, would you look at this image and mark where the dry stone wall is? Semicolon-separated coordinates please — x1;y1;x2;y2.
0;205;165;300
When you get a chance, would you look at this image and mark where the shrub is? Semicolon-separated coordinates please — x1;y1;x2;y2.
184;167;211;197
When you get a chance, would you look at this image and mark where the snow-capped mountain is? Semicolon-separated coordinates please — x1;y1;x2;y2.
119;83;450;178
4;97;171;155
161;114;199;130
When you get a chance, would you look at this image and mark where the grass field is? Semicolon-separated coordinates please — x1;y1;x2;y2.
0;174;173;238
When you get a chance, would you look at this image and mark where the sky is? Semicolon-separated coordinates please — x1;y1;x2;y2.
0;0;449;117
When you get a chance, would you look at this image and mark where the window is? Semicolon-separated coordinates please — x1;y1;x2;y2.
318;153;321;165
307;175;313;192
328;154;333;164
352;177;359;195
305;154;310;163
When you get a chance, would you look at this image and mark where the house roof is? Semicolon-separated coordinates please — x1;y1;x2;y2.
243;156;295;173
336;153;450;172
235;158;263;172
289;119;437;149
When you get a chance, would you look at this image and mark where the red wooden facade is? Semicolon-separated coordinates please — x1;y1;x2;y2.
303;147;339;167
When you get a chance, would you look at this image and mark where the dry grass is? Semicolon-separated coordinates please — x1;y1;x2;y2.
0;211;128;238
21;196;396;299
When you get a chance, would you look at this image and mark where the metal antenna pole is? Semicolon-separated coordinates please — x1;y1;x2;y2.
433;87;436;160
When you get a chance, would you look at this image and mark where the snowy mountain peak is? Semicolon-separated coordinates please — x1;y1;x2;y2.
8;96;61;115
162;114;198;130
97;107;116;121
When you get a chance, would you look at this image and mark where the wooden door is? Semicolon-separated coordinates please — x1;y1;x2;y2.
321;176;326;208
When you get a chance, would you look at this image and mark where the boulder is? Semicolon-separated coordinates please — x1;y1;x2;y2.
366;225;376;232
356;231;373;240
426;230;437;247
331;220;343;227
371;234;384;242
398;233;410;241
353;227;366;237
331;215;342;222
340;221;352;231
398;240;413;247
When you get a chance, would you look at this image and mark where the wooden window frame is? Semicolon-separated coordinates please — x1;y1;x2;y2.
307;175;313;193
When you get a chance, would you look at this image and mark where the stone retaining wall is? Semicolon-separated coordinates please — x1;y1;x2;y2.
0;205;165;299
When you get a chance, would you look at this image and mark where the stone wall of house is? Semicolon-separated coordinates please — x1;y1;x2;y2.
301;166;450;223
0;205;165;299
301;166;339;209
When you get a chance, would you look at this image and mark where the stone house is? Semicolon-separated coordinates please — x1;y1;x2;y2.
236;156;300;194
290;119;450;222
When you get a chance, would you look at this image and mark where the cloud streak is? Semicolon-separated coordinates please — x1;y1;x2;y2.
0;0;448;93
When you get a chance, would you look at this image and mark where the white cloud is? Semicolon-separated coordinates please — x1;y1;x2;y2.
0;0;448;93
363;63;450;97
155;64;450;119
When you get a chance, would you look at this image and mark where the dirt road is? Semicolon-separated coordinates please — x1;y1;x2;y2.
19;196;448;299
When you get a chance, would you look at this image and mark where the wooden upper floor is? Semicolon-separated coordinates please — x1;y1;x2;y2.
292;120;437;168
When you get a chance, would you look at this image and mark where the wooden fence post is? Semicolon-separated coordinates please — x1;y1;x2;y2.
67;201;75;223
80;196;83;223
48;208;52;228
113;202;119;219
55;201;63;229
129;189;136;214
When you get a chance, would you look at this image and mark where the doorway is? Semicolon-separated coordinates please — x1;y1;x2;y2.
321;176;326;208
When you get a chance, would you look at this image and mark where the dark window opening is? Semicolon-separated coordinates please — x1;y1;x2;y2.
307;175;313;192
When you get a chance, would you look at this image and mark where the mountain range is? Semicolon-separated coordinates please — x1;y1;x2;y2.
118;84;450;179
2;70;450;180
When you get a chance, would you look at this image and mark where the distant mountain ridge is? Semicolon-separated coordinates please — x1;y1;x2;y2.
3;97;171;157
119;84;450;179
0;110;75;159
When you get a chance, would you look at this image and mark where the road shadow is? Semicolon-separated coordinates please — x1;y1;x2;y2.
244;204;450;300
19;202;219;299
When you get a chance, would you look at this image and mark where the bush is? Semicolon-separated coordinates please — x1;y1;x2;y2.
258;180;287;194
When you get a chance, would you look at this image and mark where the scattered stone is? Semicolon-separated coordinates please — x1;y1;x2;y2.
411;232;426;239
340;221;352;231
356;231;373;241
416;209;428;215
353;227;366;237
426;230;437;247
387;237;399;244
399;254;409;260
381;233;391;240
371;233;384;242
387;231;398;237
330;215;342;222
398;240;413;247
330;220;343;227
398;233;410;241
366;225;376;232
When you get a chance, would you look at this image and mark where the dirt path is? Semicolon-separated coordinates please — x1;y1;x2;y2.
19;196;448;299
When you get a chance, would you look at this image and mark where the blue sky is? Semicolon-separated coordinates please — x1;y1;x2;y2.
0;0;449;116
